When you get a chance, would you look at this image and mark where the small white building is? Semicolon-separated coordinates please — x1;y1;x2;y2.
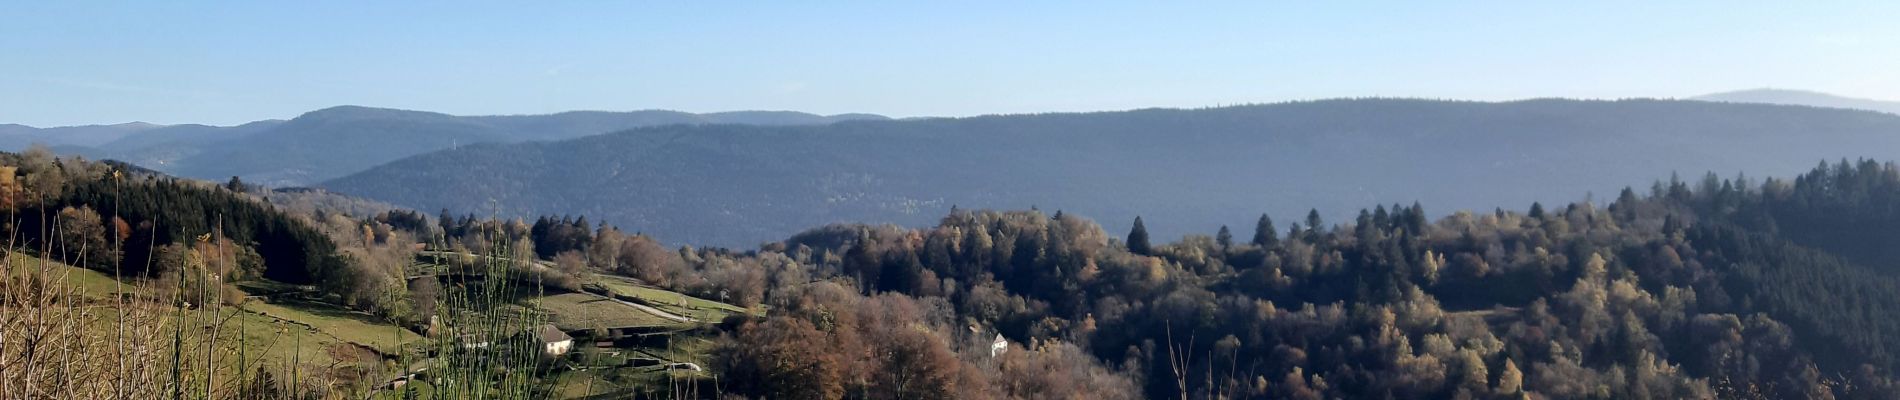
990;334;1009;358
538;324;574;357
453;331;490;349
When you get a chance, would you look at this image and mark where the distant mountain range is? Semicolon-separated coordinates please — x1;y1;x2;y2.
0;122;163;149
0;107;889;185
16;91;1900;247
1695;88;1900;114
11;89;1891;189
321;98;1900;247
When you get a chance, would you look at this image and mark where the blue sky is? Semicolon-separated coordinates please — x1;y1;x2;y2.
3;1;1897;127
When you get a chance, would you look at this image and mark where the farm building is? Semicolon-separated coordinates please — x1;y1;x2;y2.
539;324;574;356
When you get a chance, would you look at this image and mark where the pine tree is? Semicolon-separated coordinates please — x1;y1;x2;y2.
1405;202;1427;235
1305;209;1324;241
439;208;456;239
1127;216;1152;255
1216;225;1233;250
1253;214;1278;248
225;176;247;192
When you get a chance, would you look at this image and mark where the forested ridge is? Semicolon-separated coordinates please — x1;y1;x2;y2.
0;147;425;324
677;159;1900;399
0;148;342;285
14;143;1900;398
395;158;1900;398
1697;89;1900;115
324;98;1900;247
2;106;891;187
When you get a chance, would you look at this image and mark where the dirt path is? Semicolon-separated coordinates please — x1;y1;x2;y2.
592;293;695;324
414;251;713;325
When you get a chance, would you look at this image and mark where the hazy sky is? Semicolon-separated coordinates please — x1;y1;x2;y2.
4;1;1898;127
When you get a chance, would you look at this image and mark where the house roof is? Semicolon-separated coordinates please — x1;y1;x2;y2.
538;324;572;343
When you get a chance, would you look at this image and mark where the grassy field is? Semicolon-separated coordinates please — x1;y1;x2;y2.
592;274;753;321
533;292;686;331
211;306;372;370
541;346;717;399
10;250;740;398
408;251;755;324
5;251;421;378
529;282;732;399
550;368;625;399
37;296;377;376
3;252;138;299
242;300;422;354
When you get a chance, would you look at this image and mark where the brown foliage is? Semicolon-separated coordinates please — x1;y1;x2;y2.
616;234;674;285
715;318;847;400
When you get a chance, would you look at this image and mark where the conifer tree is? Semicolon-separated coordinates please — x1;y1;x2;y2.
1305;209;1324;241
1253;214;1278;248
1127;216;1152;255
1216;225;1233;250
225;176;247;192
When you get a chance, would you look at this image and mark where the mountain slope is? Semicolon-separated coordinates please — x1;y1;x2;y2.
0;122;163;149
85;120;284;169
1696;88;1900;114
23;106;889;186
323;98;1900;247
169;106;516;185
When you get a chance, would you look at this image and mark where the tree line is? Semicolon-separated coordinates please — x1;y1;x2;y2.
19;144;1900;398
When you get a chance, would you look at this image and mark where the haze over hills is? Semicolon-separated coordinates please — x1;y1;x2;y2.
16;90;1900;248
0;107;889;186
1695;88;1900;114
322;98;1900;247
0;122;164;149
11;88;1889;190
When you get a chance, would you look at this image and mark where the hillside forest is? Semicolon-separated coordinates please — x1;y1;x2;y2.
7;146;1900;399
324;99;1900;247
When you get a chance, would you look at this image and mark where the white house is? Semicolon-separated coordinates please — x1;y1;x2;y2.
538;324;574;356
456;336;491;350
990;334;1009;358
